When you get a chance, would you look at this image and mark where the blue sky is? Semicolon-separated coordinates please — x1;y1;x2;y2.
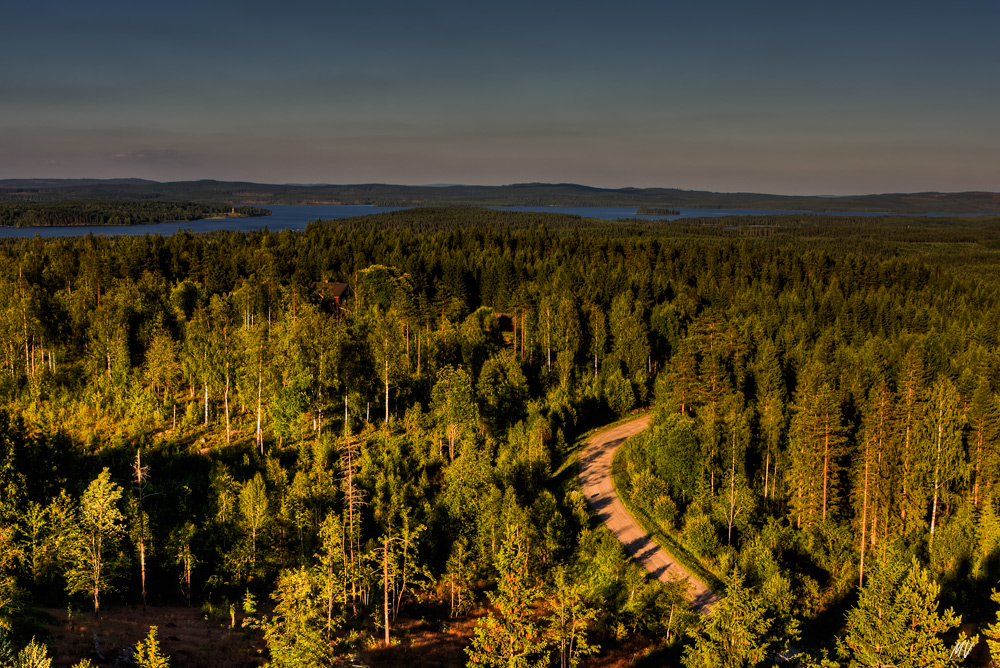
2;0;998;194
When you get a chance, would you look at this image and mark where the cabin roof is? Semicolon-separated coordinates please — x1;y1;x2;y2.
312;281;351;301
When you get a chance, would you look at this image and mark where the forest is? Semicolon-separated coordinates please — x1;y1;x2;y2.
0;202;269;228
1;207;1000;667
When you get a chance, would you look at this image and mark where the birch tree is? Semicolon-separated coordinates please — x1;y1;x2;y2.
67;468;124;617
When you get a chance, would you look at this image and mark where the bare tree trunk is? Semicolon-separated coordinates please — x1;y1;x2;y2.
859;433;870;586
256;360;263;454
763;450;770;501
930;407;944;551
974;426;984;506
383;538;391;646
326;549;335;638
132;449;149;612
224;368;231;444
521;311;526;360
822;413;830;521
183;548;191;605
727;427;738;545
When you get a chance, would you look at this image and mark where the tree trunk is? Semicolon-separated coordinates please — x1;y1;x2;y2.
763;450;770;501
183;548;191;605
224;368;231;444
930;410;944;551
383;538;391;646
136;449;147;612
256;361;263;454
727;427;737;545
859;433;870;586
974;426;984;506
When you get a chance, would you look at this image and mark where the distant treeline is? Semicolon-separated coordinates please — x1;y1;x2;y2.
3;178;1000;213
0;201;270;227
329;207;1000;246
636;207;680;215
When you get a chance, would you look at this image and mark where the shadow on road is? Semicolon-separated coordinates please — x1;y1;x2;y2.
580;414;718;613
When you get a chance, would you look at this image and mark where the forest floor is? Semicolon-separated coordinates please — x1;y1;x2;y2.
42;605;265;668
40;601;660;668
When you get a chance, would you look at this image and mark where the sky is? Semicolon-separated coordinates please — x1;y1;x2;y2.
2;0;998;195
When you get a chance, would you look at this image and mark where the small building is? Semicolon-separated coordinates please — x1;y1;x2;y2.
494;313;514;333
312;281;352;312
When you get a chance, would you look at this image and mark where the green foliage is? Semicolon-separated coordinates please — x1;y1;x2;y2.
431;366;479;461
0;524;21;626
133;627;170;668
0;636;52;668
603;367;634;417
648;412;700;503
546;567;599;668
466;536;550;667
0;201;268;227
838;553;960;667
682;568;798;668
256;567;334;668
238;472;269;580
3;206;1000;664
66;468;124;615
981;587;1000;660
478;350;528;433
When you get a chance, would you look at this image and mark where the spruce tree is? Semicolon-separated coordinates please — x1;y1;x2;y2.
839;552;960;667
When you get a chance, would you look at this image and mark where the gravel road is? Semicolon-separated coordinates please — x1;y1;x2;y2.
579;414;719;612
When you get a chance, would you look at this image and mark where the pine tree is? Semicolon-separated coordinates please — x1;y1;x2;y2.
839;552;961;667
466;535;550;668
896;348;927;533
682;568;797;668
257;567;333;668
134;627;171;668
787;367;845;528
968;377;1000;506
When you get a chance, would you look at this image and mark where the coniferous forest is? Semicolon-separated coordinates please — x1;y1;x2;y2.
0;202;269;227
3;207;1000;667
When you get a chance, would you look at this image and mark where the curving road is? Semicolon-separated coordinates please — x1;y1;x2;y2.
579;414;718;612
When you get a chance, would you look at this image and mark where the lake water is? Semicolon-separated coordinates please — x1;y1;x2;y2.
0;204;990;238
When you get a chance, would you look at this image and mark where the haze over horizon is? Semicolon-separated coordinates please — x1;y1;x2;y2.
3;0;998;196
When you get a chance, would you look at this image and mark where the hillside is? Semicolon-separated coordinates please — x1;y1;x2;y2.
1;178;998;213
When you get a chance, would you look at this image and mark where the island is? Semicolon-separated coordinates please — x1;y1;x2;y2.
636;206;680;215
0;201;270;227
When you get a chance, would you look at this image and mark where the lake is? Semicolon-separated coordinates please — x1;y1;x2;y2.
0;204;988;238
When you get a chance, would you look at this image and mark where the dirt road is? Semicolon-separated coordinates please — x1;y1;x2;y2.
579;414;718;612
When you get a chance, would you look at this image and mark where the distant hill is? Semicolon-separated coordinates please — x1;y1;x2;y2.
0;178;159;189
1;178;998;213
